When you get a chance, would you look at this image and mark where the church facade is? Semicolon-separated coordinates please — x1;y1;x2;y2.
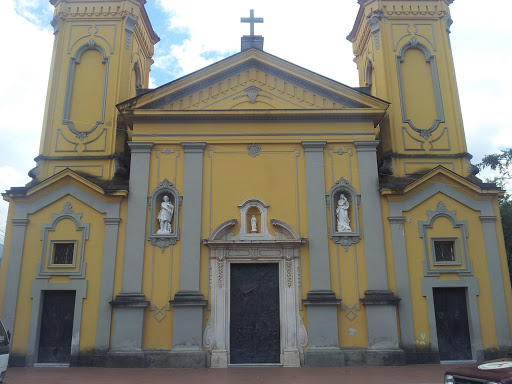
1;0;511;368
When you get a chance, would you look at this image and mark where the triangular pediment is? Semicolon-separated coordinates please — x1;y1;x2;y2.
118;49;389;119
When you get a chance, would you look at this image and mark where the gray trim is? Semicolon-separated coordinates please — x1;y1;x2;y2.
391;23;412;52
133;132;375;138
169;142;207;353
421;277;484;361
95;216;121;354
47;240;78;269
37;202;89;278
1;219;29;337
354;140;400;350
354;141;389;289
428;127;451;151
178;142;206;292
418;201;472;276
413;23;437;51
388;216;415;351
396;37;444;140
62;39;110;141
141;59;367;110
301;141;331;291
479;209;512;349
301;141;340;350
119;141;153;293
430;237;461;266
26;279;87;366
67;24;116;55
402;127;425;151
1;184;120;349
110;142;153;352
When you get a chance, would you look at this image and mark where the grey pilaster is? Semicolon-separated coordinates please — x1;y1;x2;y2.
301;141;343;366
388;216;415;352
110;142;152;364
168;142;207;368
1;218;29;338
120;142;153;293
480;213;512;349
354;141;389;289
301;141;331;291
177;142;206;292
354;141;402;359
95;217;121;354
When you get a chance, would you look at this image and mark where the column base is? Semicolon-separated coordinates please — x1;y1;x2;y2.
168;348;207;368
305;348;344;367
283;348;301;367
366;348;406;366
106;349;145;368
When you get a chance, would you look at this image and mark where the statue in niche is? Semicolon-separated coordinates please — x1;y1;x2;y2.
157;195;174;235
336;194;351;232
251;215;257;233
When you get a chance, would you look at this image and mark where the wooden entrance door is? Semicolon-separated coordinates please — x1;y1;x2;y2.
38;291;76;364
433;287;472;360
230;263;280;364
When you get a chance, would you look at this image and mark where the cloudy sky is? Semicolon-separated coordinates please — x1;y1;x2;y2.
0;0;511;243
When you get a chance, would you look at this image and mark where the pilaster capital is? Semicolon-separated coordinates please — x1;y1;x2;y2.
354;140;379;152
301;141;326;152
388;216;405;228
104;217;122;225
11;218;29;227
480;216;497;224
181;142;207;153
128;142;153;153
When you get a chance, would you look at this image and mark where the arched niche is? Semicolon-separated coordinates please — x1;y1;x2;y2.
327;177;361;250
202;199;307;368
147;179;182;252
237;198;270;238
62;38;109;141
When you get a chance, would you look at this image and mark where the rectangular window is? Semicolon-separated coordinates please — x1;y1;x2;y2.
434;240;455;263
53;243;75;265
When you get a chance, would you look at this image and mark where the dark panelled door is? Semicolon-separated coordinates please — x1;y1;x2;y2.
38;290;76;364
230;263;280;364
433;287;472;360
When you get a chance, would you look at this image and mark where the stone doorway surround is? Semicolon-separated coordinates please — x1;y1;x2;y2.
203;199;307;367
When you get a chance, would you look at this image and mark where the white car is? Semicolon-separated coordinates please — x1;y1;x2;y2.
0;320;9;383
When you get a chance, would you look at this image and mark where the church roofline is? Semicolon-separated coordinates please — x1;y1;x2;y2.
2;168;128;201
117;48;390;112
379;165;503;196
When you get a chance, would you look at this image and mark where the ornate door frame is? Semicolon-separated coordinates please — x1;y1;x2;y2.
203;199;307;367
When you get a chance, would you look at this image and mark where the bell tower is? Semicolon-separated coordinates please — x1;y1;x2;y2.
31;0;159;183
348;0;478;179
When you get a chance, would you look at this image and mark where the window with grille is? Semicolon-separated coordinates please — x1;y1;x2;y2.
433;240;455;263
53;243;75;265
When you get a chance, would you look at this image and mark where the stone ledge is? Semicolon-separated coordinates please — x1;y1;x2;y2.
360;289;400;305
303;290;341;306
305;348;345;367
169;290;208;307
110;292;149;308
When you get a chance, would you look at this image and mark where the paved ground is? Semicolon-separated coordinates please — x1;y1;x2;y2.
4;363;465;384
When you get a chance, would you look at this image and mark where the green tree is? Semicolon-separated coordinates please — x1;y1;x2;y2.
478;149;512;280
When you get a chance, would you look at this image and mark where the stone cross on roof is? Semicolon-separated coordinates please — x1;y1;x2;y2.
241;9;264;36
